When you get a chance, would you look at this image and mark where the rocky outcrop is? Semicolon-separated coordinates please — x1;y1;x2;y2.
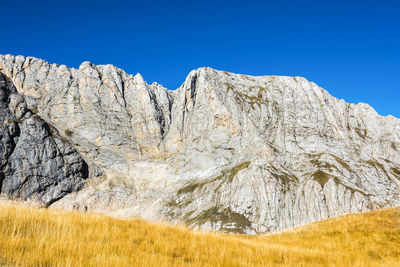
0;54;399;233
0;72;87;205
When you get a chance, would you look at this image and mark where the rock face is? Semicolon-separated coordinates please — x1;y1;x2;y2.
0;72;88;205
0;54;399;233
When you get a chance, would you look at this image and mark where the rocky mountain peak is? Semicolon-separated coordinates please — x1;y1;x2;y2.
0;54;399;233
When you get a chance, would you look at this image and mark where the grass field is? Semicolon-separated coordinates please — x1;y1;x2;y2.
0;201;399;266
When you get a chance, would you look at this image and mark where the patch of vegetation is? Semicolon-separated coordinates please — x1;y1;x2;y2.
64;129;74;137
6;118;24;124
177;183;200;195
44;121;72;145
310;154;353;175
224;83;235;91
107;175;129;189
355;128;368;138
312;170;330;187
225;161;251;182
274;173;298;185
268;165;299;194
29;105;39;114
186;206;252;234
365;160;385;171
390;167;400;178
309;165;364;195
224;83;269;110
331;155;353;172
86;175;107;188
177;161;251;195
391;142;398;151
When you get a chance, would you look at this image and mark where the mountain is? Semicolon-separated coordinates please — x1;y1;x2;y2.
0;54;399;234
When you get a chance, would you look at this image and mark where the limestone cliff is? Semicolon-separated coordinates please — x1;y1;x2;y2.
0;72;87;206
1;54;399;233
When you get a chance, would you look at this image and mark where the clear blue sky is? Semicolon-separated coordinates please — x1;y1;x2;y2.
1;0;399;117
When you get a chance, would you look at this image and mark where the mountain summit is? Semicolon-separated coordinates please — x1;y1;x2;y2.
1;54;399;233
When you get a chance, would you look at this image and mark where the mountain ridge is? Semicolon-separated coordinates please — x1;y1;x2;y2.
0;54;399;234
1;53;395;118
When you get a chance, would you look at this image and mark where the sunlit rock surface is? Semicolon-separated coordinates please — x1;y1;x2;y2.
1;54;399;233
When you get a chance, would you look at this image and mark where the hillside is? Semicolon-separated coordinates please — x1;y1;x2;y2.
0;202;399;266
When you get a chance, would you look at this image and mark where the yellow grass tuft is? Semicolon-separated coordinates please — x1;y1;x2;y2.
0;201;399;266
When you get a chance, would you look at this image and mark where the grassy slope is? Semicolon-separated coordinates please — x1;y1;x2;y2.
0;202;399;267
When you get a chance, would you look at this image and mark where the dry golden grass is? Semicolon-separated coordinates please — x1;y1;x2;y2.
0;201;399;267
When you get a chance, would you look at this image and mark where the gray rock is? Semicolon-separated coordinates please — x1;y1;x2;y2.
0;72;87;206
1;54;399;233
